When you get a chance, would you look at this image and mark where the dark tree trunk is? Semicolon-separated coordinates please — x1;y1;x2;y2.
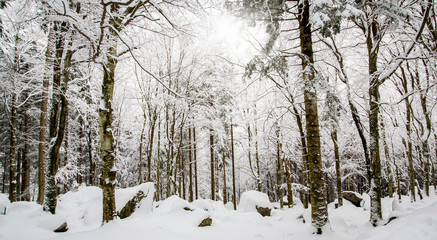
44;33;73;214
331;131;342;207
189;126;193;202
231;121;237;210
222;151;227;204
194;126;198;200
210;129;215;200
21;113;30;201
298;0;328;232
275;124;283;209
38;23;55;205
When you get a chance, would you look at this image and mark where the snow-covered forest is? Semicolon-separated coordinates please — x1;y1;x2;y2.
0;0;436;239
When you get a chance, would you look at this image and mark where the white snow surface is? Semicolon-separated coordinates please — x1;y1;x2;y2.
0;187;436;240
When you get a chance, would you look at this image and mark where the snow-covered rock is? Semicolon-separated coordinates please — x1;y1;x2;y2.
238;190;272;213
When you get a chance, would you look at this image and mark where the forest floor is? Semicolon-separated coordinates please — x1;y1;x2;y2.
0;185;436;240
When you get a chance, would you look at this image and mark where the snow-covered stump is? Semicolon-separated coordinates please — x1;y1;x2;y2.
238;191;272;217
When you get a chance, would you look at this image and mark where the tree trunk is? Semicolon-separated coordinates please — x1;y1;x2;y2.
381;120;394;198
298;0;328;232
189;126;193;202
367;16;382;227
231;120;237;210
9;101;17;203
401;68;416;202
139;121;145;183
331;131;342;207
290;97;309;209
284;157;293;208
100;42;118;222
275;124;283;209
194;126;198;200
156;118;161;201
222;151;227;204
37;23;55;205
16;145;21;200
255;124;262;192
210;129;215;200
147;114;157;182
21;113;30;201
44;34;72;214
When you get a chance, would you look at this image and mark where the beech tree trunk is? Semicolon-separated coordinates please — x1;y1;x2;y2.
100;39;118;223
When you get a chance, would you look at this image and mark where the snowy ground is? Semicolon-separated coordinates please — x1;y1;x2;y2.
1;185;436;240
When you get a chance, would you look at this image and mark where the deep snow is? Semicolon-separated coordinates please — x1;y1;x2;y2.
0;185;436;240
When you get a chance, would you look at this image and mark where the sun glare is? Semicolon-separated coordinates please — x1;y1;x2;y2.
208;13;265;63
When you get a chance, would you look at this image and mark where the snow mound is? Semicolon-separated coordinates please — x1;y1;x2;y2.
155;195;196;214
56;183;156;230
0;193;10;214
192;199;226;213
238;190;272;212
57;186;102;229
7;201;43;217
1;201;66;235
155;195;210;227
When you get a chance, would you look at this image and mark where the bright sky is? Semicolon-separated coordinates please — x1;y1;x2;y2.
205;12;267;64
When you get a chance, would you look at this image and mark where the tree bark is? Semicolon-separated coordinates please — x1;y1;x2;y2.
100;41;118;223
298;0;328;232
275;124;283;209
21;113;30;201
9;101;17;203
400;68;416;202
222;151;227;204
194;126;198;200
44;31;73;214
231;120;237;210
366;12;383;227
210;129;215;200
188;126;193;202
156;118;161;201
255;124;262;192
331;131;342;206
37;23;55;205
